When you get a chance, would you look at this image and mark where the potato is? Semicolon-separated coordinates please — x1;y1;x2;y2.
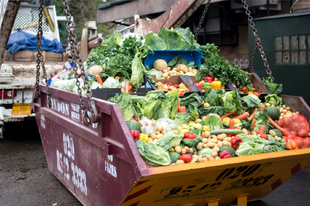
207;142;215;148
197;142;203;150
211;151;218;158
175;146;182;153
157;125;163;132
176;160;185;164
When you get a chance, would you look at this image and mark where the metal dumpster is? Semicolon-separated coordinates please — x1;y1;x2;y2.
32;84;310;206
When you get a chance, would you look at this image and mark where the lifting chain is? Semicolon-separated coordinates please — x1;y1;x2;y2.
241;0;275;82
35;0;51;108
195;0;211;41
62;0;98;126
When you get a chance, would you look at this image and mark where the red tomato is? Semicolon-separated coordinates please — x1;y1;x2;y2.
289;136;304;149
180;154;192;163
241;86;248;93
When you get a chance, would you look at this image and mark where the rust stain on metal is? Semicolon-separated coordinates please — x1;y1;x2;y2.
135;0;205;35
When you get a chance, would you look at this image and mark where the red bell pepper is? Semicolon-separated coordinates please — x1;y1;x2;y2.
204;76;214;83
222;154;232;158
183;132;190;139
130;130;140;142
219;150;230;158
184;132;196;139
194;83;203;90
231;136;242;150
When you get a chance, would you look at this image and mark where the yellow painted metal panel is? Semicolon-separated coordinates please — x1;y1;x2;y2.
12;103;31;116
120;149;310;206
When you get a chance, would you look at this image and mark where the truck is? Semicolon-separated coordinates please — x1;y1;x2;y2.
0;0;63;138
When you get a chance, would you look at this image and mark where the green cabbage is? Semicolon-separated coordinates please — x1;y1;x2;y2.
136;140;171;166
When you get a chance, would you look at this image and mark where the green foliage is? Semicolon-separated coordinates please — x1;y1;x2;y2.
54;0;111;41
197;43;251;90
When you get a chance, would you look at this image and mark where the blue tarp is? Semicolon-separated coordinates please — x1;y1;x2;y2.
6;30;63;54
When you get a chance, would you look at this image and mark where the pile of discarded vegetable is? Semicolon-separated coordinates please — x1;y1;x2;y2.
109;89;310;167
50;27;276;96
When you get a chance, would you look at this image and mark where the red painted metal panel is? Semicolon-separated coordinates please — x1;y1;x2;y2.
33;84;145;205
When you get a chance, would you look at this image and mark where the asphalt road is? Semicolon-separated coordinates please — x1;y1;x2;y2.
1;121;310;206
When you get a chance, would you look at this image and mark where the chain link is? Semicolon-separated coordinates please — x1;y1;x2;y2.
62;0;98;125
195;0;211;41
241;0;274;82
35;0;51;107
250;42;258;73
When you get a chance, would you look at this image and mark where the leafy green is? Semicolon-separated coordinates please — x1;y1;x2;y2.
236;142;264;156
197;43;251;90
100;30;122;47
156;131;184;151
173;113;196;125
166;89;180;119
130;52;145;88
198;148;215;157
241;95;260;110
144;28;198;51
204;89;224;106
180;93;203;108
174;27;200;50
262;77;283;94
221;90;242;113
253;109;270;131
86;32;151;85
108;93;141;121
136;140;171;166
265;94;284;106
198;106;225;117
204;114;223;131
167;56;188;68
144;33;166;50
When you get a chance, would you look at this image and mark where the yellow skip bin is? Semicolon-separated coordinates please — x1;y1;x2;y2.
120;148;310;206
12;103;31;116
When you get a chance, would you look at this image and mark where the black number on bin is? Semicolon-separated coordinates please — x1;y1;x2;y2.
216;168;235;181
255;174;274;186
242;164;261;177
228;166;248;179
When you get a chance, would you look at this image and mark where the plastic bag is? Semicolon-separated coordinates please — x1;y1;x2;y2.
51;79;68;89
90;81;103;90
147;70;162;79
277;114;309;137
102;77;120;88
65;79;76;92
140;116;157;136
156;118;178;133
73;79;87;95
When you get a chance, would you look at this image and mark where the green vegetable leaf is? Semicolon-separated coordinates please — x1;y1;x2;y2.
156;131;184;151
262;77;283;94
136;140;171;166
130;52;146;88
265;94;283;106
144;33;167;50
204;114;223;131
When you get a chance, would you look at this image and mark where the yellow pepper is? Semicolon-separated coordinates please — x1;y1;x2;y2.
222;117;230;124
248;91;254;95
210;81;222;90
204;103;210;107
203;125;210;131
139;133;149;142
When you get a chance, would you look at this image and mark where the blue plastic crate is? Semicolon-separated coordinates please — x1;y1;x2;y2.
144;50;203;70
